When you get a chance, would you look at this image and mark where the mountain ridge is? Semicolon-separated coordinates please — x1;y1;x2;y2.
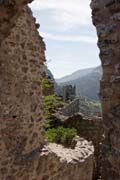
56;66;101;83
56;66;102;101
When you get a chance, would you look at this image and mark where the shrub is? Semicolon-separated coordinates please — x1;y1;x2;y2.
44;95;63;129
45;127;77;146
42;78;54;89
41;78;54;96
44;95;63;112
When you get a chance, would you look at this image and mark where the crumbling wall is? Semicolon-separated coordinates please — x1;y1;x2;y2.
62;85;76;102
0;6;46;179
0;0;33;43
56;114;103;180
37;138;94;180
62;98;80;116
91;0;120;179
0;2;94;180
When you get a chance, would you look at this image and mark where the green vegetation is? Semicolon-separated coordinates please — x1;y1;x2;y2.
79;97;102;117
42;78;54;90
42;75;78;146
42;78;54;96
44;94;63;128
57;66;102;101
45;127;77;146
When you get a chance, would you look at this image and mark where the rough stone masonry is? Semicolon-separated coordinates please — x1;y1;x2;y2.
0;5;46;179
0;1;94;180
0;0;120;179
91;0;120;179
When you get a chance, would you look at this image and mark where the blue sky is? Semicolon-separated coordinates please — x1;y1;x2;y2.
30;0;100;78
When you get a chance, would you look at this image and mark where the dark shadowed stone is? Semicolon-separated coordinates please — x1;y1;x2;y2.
0;167;8;174
115;63;120;72
5;176;15;180
42;175;49;180
31;81;40;90
31;103;37;112
21;67;28;73
102;169;120;180
35;23;40;29
111;105;120;118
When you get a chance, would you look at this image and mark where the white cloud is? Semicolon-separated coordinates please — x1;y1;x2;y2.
29;0;99;78
41;31;97;43
30;0;91;29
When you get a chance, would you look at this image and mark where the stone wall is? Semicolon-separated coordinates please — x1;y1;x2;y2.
0;0;33;43
37;138;94;180
0;6;46;179
0;2;94;180
62;85;76;102
58;114;103;180
62;98;80;116
91;0;120;179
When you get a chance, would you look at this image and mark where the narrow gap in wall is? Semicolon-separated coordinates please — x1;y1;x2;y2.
30;1;103;179
30;0;102;118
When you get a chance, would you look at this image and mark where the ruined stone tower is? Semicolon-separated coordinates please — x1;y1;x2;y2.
91;0;120;179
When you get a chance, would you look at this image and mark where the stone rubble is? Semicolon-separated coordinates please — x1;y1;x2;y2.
38;137;94;180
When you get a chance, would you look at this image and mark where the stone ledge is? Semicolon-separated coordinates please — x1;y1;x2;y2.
36;137;94;180
42;137;94;164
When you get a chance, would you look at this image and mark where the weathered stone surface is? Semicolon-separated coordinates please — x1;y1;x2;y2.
62;85;76;102
0;2;94;180
91;0;120;179
0;0;33;43
53;113;103;180
0;5;46;180
38;138;94;180
62;98;80;116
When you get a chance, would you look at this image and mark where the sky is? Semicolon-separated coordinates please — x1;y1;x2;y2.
30;0;100;78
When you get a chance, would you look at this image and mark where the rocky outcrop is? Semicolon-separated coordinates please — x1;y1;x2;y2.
91;0;120;179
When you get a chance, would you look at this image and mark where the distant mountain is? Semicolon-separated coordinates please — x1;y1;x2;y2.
56;66;102;101
56;67;96;83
